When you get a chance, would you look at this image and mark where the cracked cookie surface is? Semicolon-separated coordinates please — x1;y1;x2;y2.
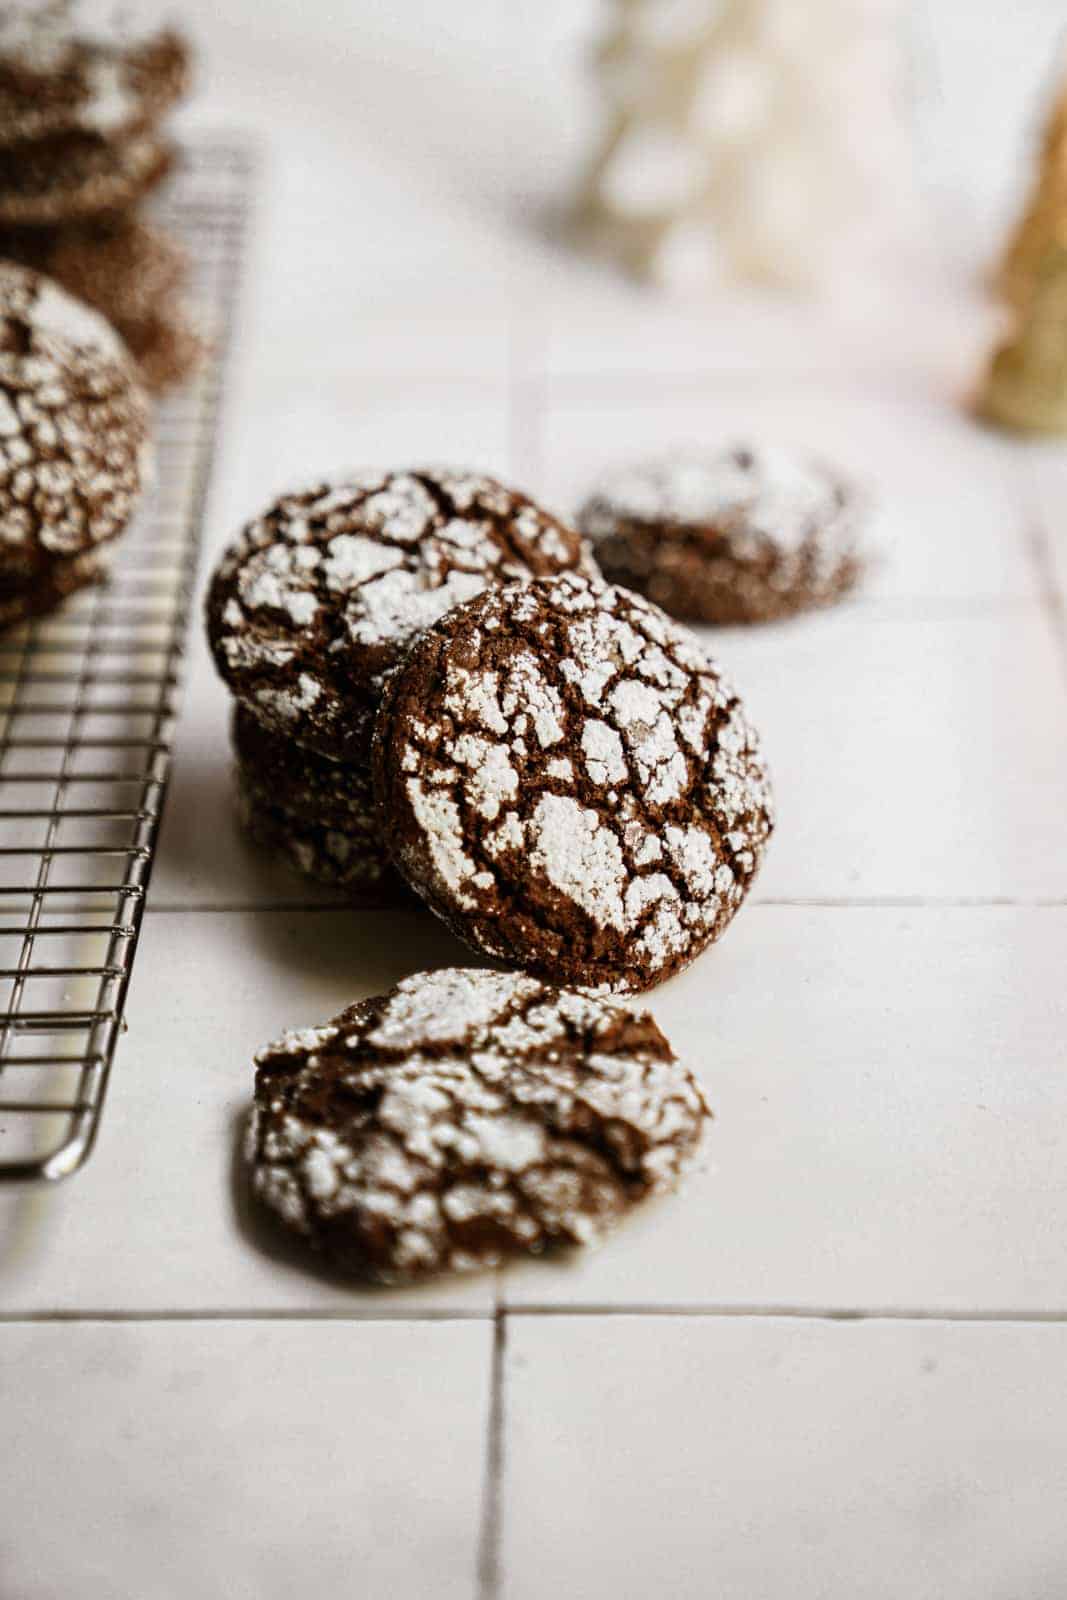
579;444;866;624
245;966;710;1283
0;261;151;580
373;573;774;992
206;468;596;763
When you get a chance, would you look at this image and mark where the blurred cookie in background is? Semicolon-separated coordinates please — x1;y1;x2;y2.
578;445;868;624
0;4;200;390
0;3;189;147
0;259;152;626
0;214;204;389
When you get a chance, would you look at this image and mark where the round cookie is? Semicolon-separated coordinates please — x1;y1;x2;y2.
0;262;151;581
0;128;171;225
0;215;188;328
578;445;865;624
232;704;374;832
235;782;407;906
0;547;102;630
245;966;710;1284
0;6;190;146
0;215;200;390
205;468;597;764
373;573;774;993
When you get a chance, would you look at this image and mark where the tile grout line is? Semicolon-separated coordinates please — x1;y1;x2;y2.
502;1304;1067;1324
476;1307;508;1600
7;1304;1067;1326
134;895;1067;916
0;1308;492;1325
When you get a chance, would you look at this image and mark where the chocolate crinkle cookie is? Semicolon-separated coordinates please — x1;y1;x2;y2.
0;261;150;617
235;782;409;906
0;3;190;148
232;707;409;906
0;126;171;225
206;468;597;764
245;967;710;1284
232;703;376;833
578;445;867;624
0;214;203;391
373;572;773;992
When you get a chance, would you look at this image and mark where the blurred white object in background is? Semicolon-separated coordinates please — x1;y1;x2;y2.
573;0;919;293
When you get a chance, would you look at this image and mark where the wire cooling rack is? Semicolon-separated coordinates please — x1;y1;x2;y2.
0;140;252;1183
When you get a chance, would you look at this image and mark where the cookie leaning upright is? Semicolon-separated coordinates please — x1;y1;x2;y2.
206;468;596;765
245;967;710;1284
0;259;151;621
578;445;866;624
373;572;774;992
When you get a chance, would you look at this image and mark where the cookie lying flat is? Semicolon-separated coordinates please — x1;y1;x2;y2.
206;468;596;764
0;128;171;225
0;5;190;146
245;967;710;1283
578;445;865;624
0;548;102;629
0;262;151;586
232;704;375;832
0;214;187;329
0;214;201;390
236;783;407;905
374;573;774;992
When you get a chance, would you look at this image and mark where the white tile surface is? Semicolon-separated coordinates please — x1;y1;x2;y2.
0;910;491;1313
1021;441;1067;609
719;610;1067;902
501;1315;1067;1600
0;1319;490;1600
503;905;1067;1312
5;4;1067;1595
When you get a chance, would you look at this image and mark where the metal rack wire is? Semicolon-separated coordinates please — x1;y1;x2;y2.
0;140;253;1183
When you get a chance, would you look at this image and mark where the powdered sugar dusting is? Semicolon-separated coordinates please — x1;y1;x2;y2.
580;444;865;621
247;967;710;1284
381;573;774;991
0;261;149;559
207;467;592;761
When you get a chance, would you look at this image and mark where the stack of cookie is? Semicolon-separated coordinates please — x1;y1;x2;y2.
0;1;199;391
205;469;599;905
0;260;152;627
207;465;775;993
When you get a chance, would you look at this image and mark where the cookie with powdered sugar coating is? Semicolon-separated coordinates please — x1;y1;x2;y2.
373;572;774;993
245;966;710;1283
0;128;172;225
206;468;597;764
0;261;151;583
578;445;866;624
0;4;190;148
0;547;102;630
0;214;201;391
